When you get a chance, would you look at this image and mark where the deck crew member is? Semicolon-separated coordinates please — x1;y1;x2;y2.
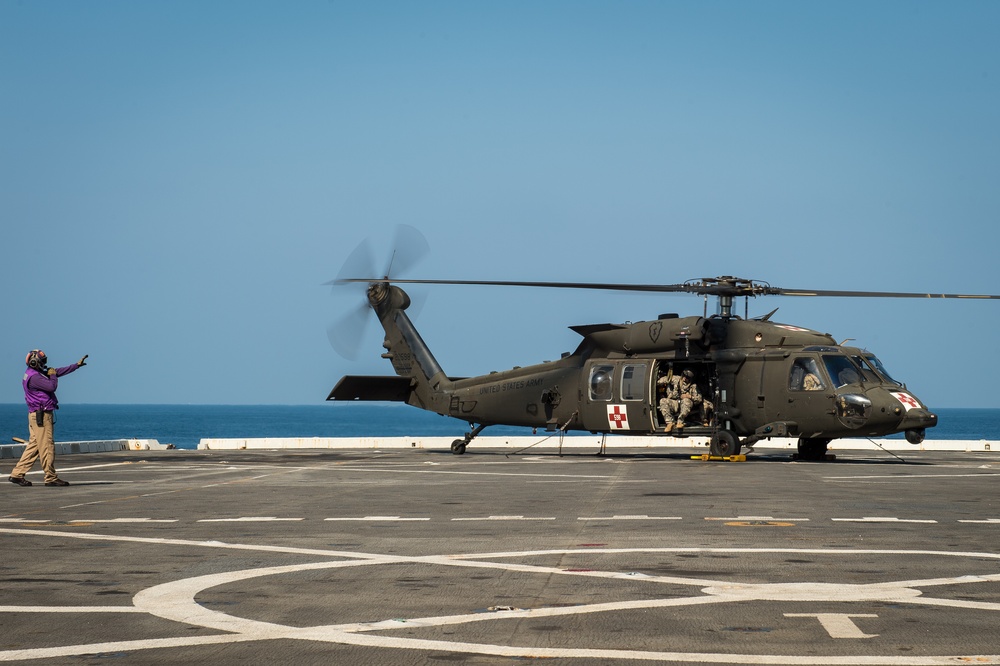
9;350;88;487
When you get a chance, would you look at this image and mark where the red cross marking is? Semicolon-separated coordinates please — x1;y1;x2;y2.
607;404;629;429
891;392;921;411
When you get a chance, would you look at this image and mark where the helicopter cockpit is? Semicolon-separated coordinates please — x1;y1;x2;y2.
860;353;903;386
788;357;826;391
783;348;921;435
791;347;903;391
823;355;862;388
825;353;905;389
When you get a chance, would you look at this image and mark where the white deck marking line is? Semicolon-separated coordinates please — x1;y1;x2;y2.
30;515;992;524
832;517;938;523
578;515;682;520
826;473;1000;480
61;496;175;510
451;515;556;521
343;467;612;479
197;467;313;489
332;593;727;633
2;531;1000;664
34;462;141;473
784;613;879;639
0;527;400;560
0;605;144;613
128;548;1000;665
0;635;258;662
450;546;1000;561
324;516;430;522
57;468;273;509
197;517;304;522
67;519;178;523
60;500;121;509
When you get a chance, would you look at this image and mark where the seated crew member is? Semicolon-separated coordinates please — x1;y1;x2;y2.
657;369;705;433
803;372;823;390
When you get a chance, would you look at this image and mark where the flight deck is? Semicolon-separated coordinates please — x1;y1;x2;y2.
2;445;999;664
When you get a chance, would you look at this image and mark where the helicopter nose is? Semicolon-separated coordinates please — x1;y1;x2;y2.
898;407;938;431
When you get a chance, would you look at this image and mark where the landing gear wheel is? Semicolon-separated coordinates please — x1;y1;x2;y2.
796;437;829;461
450;439;467;455
709;430;742;457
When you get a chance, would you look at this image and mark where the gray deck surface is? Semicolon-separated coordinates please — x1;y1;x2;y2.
2;446;999;664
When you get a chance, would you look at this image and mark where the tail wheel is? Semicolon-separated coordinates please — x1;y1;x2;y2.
709;430;742;457
797;437;829;461
450;439;467;455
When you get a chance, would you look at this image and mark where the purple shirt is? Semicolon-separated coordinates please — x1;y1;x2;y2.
23;364;79;412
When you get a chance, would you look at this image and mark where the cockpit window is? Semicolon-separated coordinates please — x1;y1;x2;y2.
823;355;862;388
864;354;902;386
789;357;826;391
849;355;881;383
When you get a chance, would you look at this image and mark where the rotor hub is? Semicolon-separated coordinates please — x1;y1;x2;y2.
685;276;775;298
367;282;390;307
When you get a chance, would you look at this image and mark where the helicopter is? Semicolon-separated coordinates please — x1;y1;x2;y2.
326;237;999;460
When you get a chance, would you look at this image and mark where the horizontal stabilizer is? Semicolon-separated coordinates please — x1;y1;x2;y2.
570;323;628;337
327;375;413;402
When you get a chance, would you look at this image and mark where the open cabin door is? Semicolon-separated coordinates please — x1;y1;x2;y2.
579;360;655;433
652;360;719;433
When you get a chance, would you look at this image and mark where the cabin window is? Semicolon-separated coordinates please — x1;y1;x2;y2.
789;357;825;391
823;355;862;388
621;364;647;401
589;365;614;401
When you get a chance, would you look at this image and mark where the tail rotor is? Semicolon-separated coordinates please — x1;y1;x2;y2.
325;225;429;360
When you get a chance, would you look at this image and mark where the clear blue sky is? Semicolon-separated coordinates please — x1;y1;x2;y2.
2;1;998;407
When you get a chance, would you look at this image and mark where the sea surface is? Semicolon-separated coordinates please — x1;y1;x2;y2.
0;403;997;451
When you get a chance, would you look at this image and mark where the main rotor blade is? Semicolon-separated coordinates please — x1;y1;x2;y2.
336;278;696;293
772;287;1000;299
336;277;1000;300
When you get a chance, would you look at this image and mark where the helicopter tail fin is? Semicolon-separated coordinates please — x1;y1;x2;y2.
368;283;451;410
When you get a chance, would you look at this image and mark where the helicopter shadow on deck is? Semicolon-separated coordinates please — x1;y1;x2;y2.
424;448;933;465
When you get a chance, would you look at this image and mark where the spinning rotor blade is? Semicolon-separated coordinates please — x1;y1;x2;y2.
327;237;376;286
326;300;372;361
325;225;431;359
324;237;377;359
383;224;430;278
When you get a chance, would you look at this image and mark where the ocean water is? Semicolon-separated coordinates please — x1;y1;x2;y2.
0;403;997;451
0;403;530;450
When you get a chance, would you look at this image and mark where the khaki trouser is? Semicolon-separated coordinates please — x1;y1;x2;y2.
12;411;58;483
659;397;694;425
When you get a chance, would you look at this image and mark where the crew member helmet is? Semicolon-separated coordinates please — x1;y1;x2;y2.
26;349;47;370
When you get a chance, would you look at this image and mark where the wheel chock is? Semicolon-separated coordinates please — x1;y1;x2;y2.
690;454;747;462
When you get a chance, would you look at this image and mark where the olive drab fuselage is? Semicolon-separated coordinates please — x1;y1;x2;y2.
329;283;938;456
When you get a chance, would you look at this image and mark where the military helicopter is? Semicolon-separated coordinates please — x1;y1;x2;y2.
327;232;999;460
